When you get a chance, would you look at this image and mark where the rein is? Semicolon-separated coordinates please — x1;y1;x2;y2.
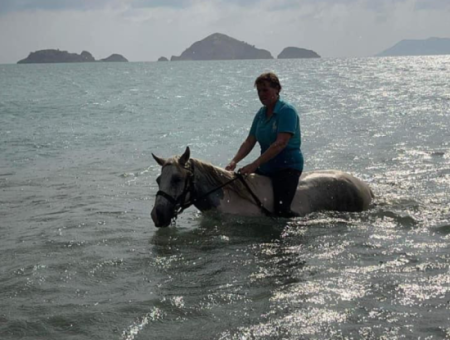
235;173;273;217
156;161;274;221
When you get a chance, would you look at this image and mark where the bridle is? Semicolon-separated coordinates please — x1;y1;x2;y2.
156;161;196;221
155;160;274;223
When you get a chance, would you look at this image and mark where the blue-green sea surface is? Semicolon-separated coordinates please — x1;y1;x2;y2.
1;57;450;339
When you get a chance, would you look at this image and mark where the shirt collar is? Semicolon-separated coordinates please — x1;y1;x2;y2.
273;97;283;114
259;97;283;119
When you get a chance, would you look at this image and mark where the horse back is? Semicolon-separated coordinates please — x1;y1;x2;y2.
297;170;373;213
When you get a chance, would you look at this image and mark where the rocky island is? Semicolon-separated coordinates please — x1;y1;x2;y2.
377;37;450;57
100;54;128;62
17;49;128;63
278;47;320;59
170;33;273;61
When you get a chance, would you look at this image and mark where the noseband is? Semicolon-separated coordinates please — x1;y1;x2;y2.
156;161;196;220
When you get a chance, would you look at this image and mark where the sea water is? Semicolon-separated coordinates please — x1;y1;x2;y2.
1;57;450;339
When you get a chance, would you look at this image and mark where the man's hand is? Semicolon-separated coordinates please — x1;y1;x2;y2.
225;160;237;171
238;161;259;175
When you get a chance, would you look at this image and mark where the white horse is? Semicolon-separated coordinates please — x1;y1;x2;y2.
151;147;374;228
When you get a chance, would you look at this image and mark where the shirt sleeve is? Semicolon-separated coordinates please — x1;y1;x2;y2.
277;106;298;135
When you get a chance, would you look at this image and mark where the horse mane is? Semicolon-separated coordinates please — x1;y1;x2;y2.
190;158;254;201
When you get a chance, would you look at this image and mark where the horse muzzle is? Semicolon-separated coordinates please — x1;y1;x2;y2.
151;204;175;228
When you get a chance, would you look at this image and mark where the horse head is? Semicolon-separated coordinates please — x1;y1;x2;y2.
151;147;193;227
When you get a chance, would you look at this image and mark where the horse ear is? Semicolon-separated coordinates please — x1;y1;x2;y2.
179;146;190;167
152;153;166;166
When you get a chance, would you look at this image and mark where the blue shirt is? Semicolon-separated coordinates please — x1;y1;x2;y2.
249;98;304;175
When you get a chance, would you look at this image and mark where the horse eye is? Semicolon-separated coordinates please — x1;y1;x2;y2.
171;177;181;185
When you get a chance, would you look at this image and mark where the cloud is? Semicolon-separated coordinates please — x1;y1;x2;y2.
414;0;450;11
0;0;114;13
0;0;208;14
2;0;449;14
130;0;193;9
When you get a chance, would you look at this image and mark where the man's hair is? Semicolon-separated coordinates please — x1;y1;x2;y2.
254;72;282;91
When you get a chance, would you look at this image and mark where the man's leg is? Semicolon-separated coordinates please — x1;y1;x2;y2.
271;168;302;217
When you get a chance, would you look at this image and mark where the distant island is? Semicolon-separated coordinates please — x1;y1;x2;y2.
158;57;169;62
17;49;128;64
377;37;450;57
170;33;273;61
278;47;320;59
99;54;128;62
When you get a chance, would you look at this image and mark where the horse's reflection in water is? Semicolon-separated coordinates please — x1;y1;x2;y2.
150;211;287;252
151;147;374;228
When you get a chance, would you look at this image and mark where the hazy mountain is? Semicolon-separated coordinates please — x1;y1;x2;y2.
377;37;450;57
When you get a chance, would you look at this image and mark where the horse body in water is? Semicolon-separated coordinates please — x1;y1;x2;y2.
151;147;374;227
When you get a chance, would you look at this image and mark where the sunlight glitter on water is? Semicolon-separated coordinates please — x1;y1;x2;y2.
121;308;163;340
2;58;450;340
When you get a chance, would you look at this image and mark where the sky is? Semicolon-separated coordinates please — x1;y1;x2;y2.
0;0;450;64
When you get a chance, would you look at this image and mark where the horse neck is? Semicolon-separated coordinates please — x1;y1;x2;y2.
191;158;230;192
190;159;232;210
